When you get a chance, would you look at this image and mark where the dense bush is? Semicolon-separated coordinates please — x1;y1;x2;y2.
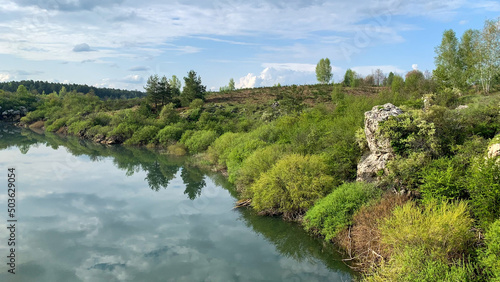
45;117;68;132
157;123;186;144
180;130;218;153
480;219;500;281
380;200;473;260
108;123;138;141
419;157;468;202
206;132;244;166
251;154;336;218
304;182;381;241
226;137;267;183
468;158;500;227
236;144;288;195
366;247;478;282
124;126;159;145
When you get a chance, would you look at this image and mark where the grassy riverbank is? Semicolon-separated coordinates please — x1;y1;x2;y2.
1;79;496;280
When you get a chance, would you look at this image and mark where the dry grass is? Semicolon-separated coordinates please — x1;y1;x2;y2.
29;120;45;129
335;192;409;272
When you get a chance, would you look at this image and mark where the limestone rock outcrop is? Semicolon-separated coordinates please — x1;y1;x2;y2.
488;136;500;159
357;103;403;182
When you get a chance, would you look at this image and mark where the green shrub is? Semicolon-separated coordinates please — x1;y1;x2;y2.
251;154;335;218
45;117;68;132
108;123;138;141
158;103;179;124
226;137;267;183
379;111;439;157
157;123;185;144
480;219;500;281
380;200;473;260
67;120;93;135
419;157;468;202
180;130;218;153
468;158;500;227
303;182;381;241
124;125;159;145
236;144;288;195
189;98;204;109
366;247;478;282
206;132;244;166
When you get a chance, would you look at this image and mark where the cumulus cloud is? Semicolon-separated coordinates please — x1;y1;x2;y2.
121;74;144;83
0;73;11;82
412;64;418;70
236;62;341;89
73;43;95;52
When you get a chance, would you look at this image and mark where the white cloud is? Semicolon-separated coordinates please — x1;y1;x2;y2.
236;62;342;88
459;20;468;25
351;65;406;77
0;73;11;82
0;0;476;63
412;64;418;70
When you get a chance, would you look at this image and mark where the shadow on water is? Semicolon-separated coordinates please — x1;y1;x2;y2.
0;122;357;280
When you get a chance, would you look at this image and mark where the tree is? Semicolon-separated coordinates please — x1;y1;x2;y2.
158;76;172;108
169;75;181;97
374;69;385;86
476;18;500;94
459;29;480;87
386;72;395;86
316;58;333;84
391;75;404;93
405;70;424;93
343;69;356;87
434;29;462;89
181;70;206;107
228;78;235;91
145;75;172;110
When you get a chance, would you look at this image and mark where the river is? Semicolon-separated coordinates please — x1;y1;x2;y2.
0;124;354;282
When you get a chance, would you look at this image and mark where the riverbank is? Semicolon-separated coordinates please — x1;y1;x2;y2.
11;83;500;280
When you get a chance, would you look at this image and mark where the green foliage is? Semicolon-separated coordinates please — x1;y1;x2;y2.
480;219;500;281
391;75;404;93
251;154;335;217
206;132;244;166
236;144;288;195
180;130;218;153
468;158;500;227
45;117;68;132
316;58;333;84
226;137;267;183
304;182;381;240
108;123;138;141
379;111;439;157
189;98;204;109
419;157;468;202
343;69;357;87
157;123;186;144
404;70;425;94
381;200;473;260
181;70;206;107
124;126;159;145
158;103;179;124
366;247;478;282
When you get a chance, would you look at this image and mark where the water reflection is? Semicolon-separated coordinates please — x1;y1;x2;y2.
0;123;354;281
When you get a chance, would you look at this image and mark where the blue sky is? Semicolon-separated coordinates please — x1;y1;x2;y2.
0;0;498;91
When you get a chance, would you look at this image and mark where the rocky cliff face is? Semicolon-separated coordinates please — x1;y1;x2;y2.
0;106;28;122
357;103;403;182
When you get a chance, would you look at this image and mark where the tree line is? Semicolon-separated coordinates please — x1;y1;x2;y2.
0;80;145;99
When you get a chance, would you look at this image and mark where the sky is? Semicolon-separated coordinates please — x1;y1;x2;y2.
0;0;498;91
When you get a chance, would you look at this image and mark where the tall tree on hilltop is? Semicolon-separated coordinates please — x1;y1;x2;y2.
169;75;182;97
476;18;500;94
434;29;462;89
316;58;333;84
181;70;206;106
459;29;480;87
228;78;235;91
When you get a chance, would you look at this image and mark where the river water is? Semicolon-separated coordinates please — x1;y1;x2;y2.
0;124;354;282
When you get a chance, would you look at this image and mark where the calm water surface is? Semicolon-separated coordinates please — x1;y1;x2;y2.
0;124;354;281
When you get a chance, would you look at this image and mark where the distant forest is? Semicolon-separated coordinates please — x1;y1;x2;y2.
0;80;145;99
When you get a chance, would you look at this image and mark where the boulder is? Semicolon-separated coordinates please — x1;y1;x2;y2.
364;103;403;154
357;103;403;182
